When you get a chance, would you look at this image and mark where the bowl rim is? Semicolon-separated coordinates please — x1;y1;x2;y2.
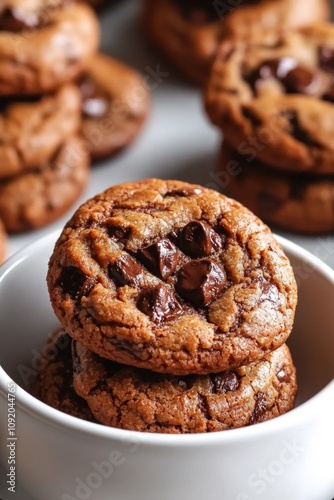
0;229;333;447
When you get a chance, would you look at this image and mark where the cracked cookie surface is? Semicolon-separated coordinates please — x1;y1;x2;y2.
31;329;96;422
0;1;99;95
72;341;297;433
47;179;297;375
142;0;329;85
205;23;334;173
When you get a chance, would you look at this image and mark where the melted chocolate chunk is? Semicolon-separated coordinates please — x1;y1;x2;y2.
176;259;226;308
108;255;143;287
283;66;321;96
60;266;95;300
165;188;202;197
249;393;267;425
0;7;40;31
211;371;240;394
78;75;109;119
108;225;131;241
248;57;320;96
318;45;334;71
276;367;289;383
137;239;181;280
137;284;183;323
178;221;222;257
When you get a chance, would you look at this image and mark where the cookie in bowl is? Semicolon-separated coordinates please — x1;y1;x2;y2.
72;340;297;433
47;179;297;375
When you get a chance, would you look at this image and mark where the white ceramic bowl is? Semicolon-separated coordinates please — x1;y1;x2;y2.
0;231;333;500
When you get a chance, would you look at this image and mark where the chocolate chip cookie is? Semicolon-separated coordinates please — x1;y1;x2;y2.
0;85;81;179
0;1;99;95
78;53;150;160
72;341;297;433
47;179;297;375
205;23;334;174
0;136;90;233
219;143;334;234
31;329;95;422
142;0;329;85
0;217;7;264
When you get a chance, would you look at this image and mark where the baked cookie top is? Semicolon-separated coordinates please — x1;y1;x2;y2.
47;179;297;375
205;23;334;174
72;341;297;433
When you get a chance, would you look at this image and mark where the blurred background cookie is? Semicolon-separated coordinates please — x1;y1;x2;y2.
0;85;81;178
219;144;334;234
141;0;330;85
0;136;90;233
78;53;150;160
0;1;100;95
205;23;334;174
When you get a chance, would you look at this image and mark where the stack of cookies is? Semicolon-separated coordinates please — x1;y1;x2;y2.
0;1;149;234
205;23;334;234
33;179;298;433
141;0;330;85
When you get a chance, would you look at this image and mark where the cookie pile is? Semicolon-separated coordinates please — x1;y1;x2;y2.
0;1;149;234
34;179;298;433
141;0;330;85
0;0;99;233
205;23;334;234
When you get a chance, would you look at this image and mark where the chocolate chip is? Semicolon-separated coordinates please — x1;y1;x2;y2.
176;259;226;308
108;255;143;287
249;393;267;425
276;367;289;383
137;284;183;323
137;239;181;280
248;57;321;96
78;75;109;118
60;266;95;300
177;377;194;390
283;66;321;96
318;45;334;71
108;225;131;241
198;394;211;419
71;341;83;373
165;188;202;197
211;372;240;394
0;7;39;31
178;221;222;257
